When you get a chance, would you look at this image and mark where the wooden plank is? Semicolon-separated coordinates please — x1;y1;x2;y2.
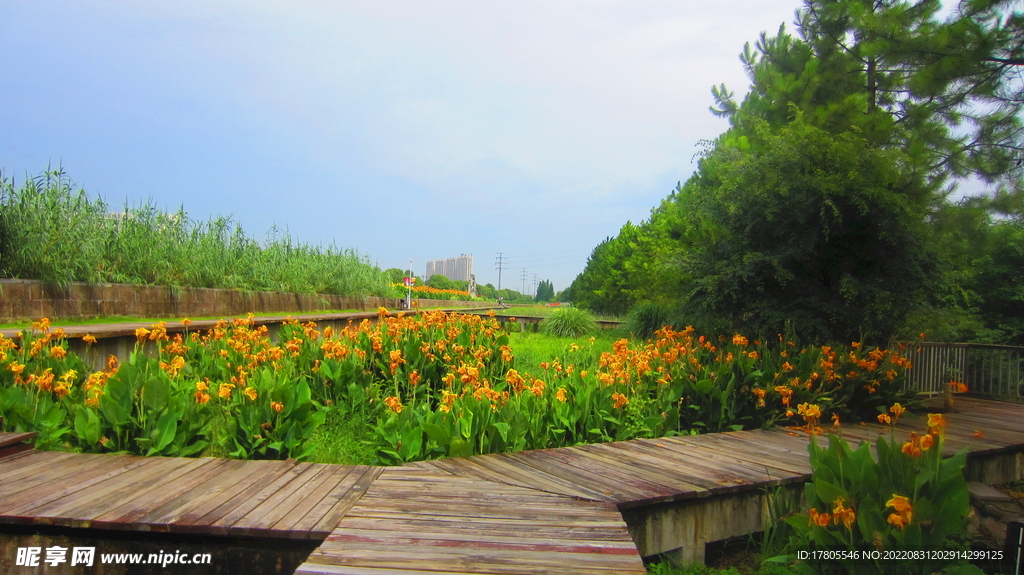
328;517;635;542
593;437;770;487
128;459;252;530
0;452;123;499
45;458;217;529
305;546;644;574
104;458;240;529
494;451;650;502
428;456;613;502
651;435;806;482
621;439;773;490
689;432;814;475
0;454;151;516
308;466;383;537
213;461;315;536
0;450;81;486
271;465;357;535
566;444;718;495
233;463;335;537
326;527;638;550
173;459;297;532
11;456;197;526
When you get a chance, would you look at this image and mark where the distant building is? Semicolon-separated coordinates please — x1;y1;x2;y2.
426;254;473;282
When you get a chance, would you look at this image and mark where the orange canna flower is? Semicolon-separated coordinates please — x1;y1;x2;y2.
82;334;97;345
555;387;567;403
832;496;856;530
218;383;235;399
927;413;946;436
384;396;403;413
885;494;913;529
244;387;257;401
611;392;629;409
972;430;984;439
889;402;906;420
878;413;892;425
271;401;284;412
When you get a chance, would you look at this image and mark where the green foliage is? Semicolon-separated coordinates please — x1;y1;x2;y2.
626;301;678;340
540;307;598;338
535;279;555;303
0;167;389;296
774;420;980;575
426;274;455;290
678;118;937;343
568;0;1024;344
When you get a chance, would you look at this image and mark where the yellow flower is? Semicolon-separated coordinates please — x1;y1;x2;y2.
82;334;97;345
271;401;284;412
135;327;151;342
8;361;25;374
885;494;913;529
927;413;946;436
889;402;906;419
218;383;235;399
832;497;856;530
555;387;567;403
244;387;257;401
877;413;892;425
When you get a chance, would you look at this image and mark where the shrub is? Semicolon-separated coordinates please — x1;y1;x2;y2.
626;301;676;340
540;307;598;338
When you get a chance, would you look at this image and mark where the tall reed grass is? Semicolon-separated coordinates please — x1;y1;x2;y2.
0;168;389;296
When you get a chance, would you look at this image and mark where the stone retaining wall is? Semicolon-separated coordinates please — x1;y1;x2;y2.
0;279;482;322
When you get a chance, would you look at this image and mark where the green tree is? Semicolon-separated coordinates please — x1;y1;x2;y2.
678;117;937;343
535;279;555;302
426;274;455;290
713;0;1024;200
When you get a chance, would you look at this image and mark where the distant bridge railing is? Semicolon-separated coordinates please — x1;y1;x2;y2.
903;342;1024;399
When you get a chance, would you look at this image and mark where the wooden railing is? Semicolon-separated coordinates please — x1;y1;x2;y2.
903;342;1024;399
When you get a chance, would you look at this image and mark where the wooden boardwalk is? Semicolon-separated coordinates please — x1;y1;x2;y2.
298;467;645;575
0;451;379;538
1;397;1022;574
411;396;1023;508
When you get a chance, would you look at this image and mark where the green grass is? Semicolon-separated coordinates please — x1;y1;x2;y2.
0;167;389;296
306;406;377;465
495;305;623;322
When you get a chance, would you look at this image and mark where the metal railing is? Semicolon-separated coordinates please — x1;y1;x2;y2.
903;342;1024;399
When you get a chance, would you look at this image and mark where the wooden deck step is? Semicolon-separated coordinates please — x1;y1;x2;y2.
0;430;37;459
296;467;647;575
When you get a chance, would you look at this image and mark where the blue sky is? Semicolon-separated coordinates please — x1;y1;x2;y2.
3;0;815;293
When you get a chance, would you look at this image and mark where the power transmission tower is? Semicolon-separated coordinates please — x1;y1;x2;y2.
495;253;507;290
521;268;528;295
532;274;538;297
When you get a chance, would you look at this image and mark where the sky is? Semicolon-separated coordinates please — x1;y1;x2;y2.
3;0;819;294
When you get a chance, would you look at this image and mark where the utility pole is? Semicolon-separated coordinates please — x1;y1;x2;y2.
521;268;528;296
495;253;506;290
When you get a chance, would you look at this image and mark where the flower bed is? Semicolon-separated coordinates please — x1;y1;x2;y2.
0;312;918;464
